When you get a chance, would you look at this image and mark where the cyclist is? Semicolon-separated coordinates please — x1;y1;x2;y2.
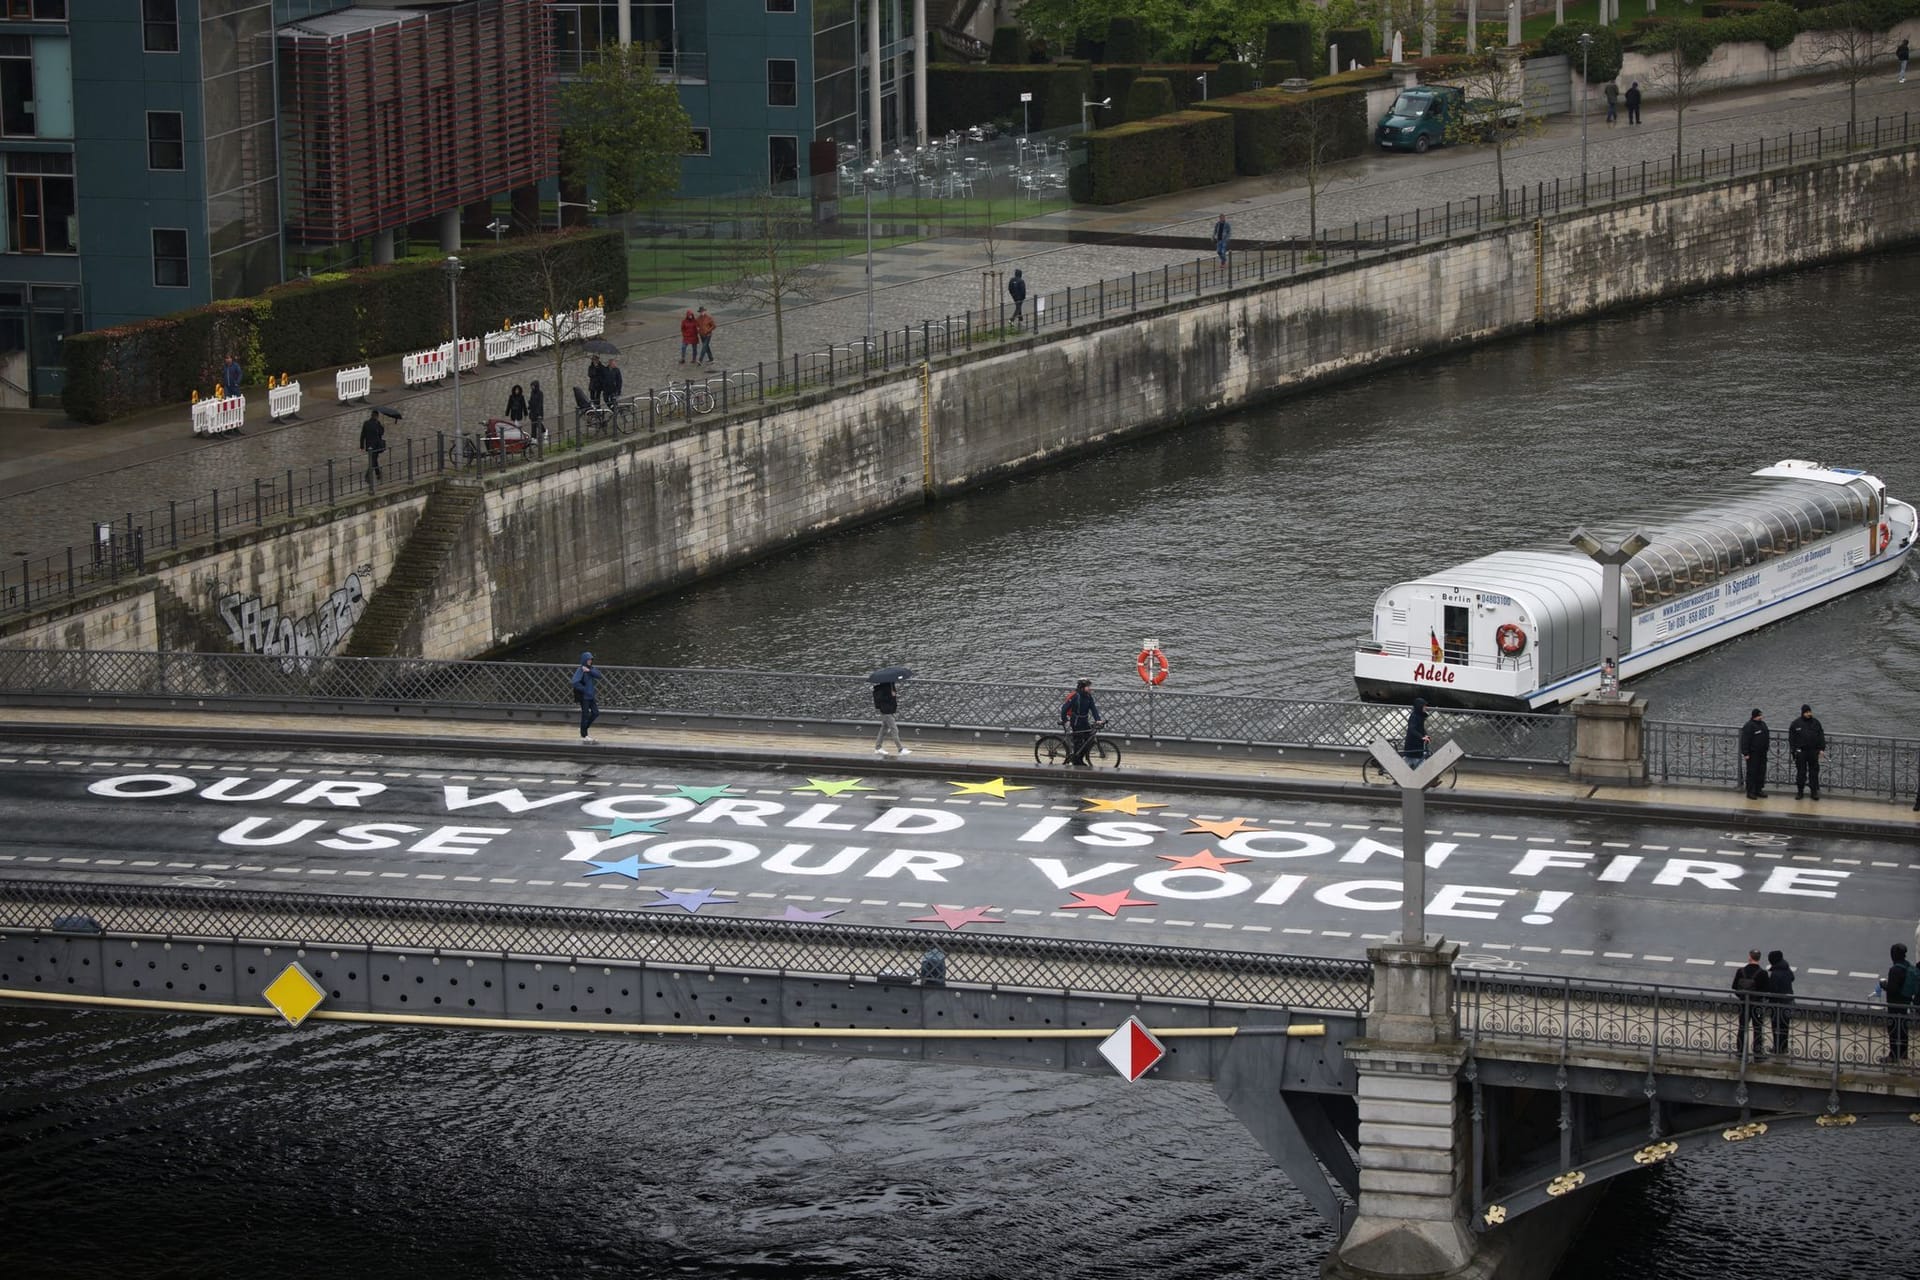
1060;678;1101;767
1402;696;1430;765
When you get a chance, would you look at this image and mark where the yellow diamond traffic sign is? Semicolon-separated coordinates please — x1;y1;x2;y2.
263;961;326;1028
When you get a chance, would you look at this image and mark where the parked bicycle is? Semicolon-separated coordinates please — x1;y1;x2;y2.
572;386;626;440
1360;748;1459;789
650;381;715;420
1034;721;1122;769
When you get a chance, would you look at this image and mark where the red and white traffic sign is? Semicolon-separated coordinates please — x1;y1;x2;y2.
1097;1017;1166;1082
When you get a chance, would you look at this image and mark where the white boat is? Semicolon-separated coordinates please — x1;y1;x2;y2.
1354;461;1917;710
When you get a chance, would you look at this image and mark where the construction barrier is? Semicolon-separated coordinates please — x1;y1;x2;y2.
336;365;372;402
402;347;448;386
576;306;606;338
511;320;541;357
190;394;245;436
454;336;480;372
266;380;302;421
483;329;517;363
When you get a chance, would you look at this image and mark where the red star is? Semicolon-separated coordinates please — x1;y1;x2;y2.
1183;817;1266;838
1157;848;1250;872
1059;889;1157;917
908;904;1002;930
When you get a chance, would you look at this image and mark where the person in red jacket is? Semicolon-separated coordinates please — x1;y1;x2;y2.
679;310;698;363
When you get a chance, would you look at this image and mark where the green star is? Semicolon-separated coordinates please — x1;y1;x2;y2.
586;817;667;838
794;778;876;797
668;784;742;804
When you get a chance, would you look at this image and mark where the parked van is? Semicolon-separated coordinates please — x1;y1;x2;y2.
1375;85;1519;153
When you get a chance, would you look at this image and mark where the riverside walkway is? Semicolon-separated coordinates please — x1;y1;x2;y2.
3;73;1914;568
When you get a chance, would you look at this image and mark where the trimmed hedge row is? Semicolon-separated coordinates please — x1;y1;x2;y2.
1193;87;1372;176
1125;76;1177;122
1265;22;1316;74
62;229;628;424
1327;28;1377;70
1069;110;1235;204
926;63;1091;134
1213;61;1256;96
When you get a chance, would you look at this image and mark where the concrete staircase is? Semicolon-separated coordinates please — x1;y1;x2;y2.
341;480;483;659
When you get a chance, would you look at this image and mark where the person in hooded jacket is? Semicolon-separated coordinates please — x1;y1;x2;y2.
528;380;545;444
1730;948;1767;1058
1007;269;1027;320
1765;949;1795;1055
570;652;604;743
587;354;606;407
1402;697;1430;764
1885;942;1915;1062
679;310;700;363
505;384;527;424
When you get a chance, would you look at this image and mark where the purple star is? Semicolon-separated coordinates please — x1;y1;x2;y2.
780;905;842;922
643;886;732;913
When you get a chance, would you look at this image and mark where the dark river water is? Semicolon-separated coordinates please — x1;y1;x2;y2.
8;254;1920;1278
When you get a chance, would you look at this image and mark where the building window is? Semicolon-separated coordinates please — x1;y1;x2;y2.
152;228;188;288
769;135;798;186
143;0;180;55
767;0;796;11
147;111;184;171
685;127;710;157
8;153;75;254
768;59;798;108
4;2;67;18
0;38;32;138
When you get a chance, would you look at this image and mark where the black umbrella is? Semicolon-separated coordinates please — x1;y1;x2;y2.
867;666;915;684
371;404;403;419
582;338;620;355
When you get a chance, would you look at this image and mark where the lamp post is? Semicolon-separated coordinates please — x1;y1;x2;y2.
1366;738;1466;946
1569;526;1650;697
1019;90;1031;140
486;217;509;244
1577;32;1593;199
864;166;878;345
1195;72;1208;101
444;255;464;438
1080;96;1110;132
555;198;597;231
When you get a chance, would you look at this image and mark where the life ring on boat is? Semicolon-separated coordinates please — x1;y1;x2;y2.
1495;623;1528;656
1879;521;1891;553
1136;647;1170;686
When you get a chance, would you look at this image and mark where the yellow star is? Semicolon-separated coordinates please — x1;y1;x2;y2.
1080;795;1168;815
794;778;876;797
946;777;1034;798
1183;816;1267;839
1158;848;1252;872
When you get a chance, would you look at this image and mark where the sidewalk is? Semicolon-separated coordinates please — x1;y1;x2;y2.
2;72;1910;567
6;705;1914;841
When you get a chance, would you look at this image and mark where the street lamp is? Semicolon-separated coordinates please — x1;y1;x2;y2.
445;255;463;438
863;166;878;345
1019;90;1032;140
1080;96;1110;132
1577;32;1593;198
1195;72;1208;101
1569;526;1651;697
1366;737;1467;946
555;198;597;231
486;217;509;244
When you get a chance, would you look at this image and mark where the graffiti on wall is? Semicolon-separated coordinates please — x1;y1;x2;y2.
218;564;372;657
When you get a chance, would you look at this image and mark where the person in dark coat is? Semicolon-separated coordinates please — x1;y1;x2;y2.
1008;268;1027;320
1883;942;1914;1062
1730;948;1767;1059
1738;708;1769;799
1059;678;1101;766
1787;704;1825;800
1898;37;1910;84
358;410;386;486
587;354;606;406
1624;81;1642;124
605;359;624;405
873;680;907;757
570;651;604;743
1765;949;1795;1055
1212;214;1231;266
222;353;243;397
527;380;545;444
1402;697;1430;763
1604;80;1618;124
505;383;527;424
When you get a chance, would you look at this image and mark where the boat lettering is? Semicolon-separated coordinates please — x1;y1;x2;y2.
1726;571;1762;593
1661;586;1719;619
1441;592;1474;604
1412;662;1457;684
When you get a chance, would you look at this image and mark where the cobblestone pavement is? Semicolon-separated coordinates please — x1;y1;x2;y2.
1;73;1910;569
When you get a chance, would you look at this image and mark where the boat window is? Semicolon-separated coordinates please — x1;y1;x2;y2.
1443;604;1469;662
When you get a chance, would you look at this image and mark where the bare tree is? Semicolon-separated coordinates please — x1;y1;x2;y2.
1642;21;1717;174
1440;53;1549;211
709;190;832;366
1810;5;1893;144
1274;91;1360;249
508;224;619;432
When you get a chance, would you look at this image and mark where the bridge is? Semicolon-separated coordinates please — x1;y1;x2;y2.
2;650;1917;1279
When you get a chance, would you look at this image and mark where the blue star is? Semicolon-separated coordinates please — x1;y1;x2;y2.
587;817;667;838
644;887;732;913
781;905;842;922
583;854;670;879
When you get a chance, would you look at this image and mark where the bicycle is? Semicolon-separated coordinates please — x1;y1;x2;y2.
1034;721;1122;769
572;387;618;440
1360;749;1459;789
651;382;715;420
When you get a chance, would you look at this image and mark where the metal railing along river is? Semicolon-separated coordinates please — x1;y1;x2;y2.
1644;720;1920;803
0;649;1574;764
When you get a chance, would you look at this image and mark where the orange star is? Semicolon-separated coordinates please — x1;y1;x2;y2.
1157;848;1251;872
1183;816;1266;839
1080;794;1167;815
1059;889;1157;916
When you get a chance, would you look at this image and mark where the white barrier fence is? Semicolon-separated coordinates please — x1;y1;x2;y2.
454;336;480;372
336;365;372;402
190;394;245;436
488;306;608;361
484;329;517;363
266;380;302;421
402;347;448;386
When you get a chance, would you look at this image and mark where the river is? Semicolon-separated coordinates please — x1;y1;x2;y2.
6;254;1918;1278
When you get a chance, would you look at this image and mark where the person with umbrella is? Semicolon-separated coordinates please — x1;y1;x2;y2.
869;666;913;757
358;407;387;487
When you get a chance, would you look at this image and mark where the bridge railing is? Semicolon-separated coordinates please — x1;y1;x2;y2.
0;648;1575;763
1459;970;1906;1073
0;878;1373;1014
1644;719;1920;803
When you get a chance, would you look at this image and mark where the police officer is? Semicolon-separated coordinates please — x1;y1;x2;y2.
1738;707;1770;800
1787;703;1825;801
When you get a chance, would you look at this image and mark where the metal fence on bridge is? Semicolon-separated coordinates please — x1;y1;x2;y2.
1644;720;1920;803
0;648;1573;763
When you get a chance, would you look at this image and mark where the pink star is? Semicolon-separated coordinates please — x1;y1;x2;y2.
908;904;1002;930
1060;889;1157;917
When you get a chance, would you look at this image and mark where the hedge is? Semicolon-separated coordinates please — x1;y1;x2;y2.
1540;22;1625;82
1106;15;1148;63
1265;21;1316;75
926;64;1091;134
1098;63;1142;111
1327;28;1376;70
1193;86;1371;177
1125;76;1177;121
1262;58;1299;85
62;229;628;424
1212;61;1256;96
1069;110;1235;204
989;25;1023;64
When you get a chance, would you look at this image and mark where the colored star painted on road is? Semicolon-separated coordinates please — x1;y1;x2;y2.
908;904;1003;930
668;784;742;804
1183;817;1266;839
780;905;843;922
1059;889;1157;917
1080;794;1167;815
1157;849;1251;872
582;854;671;879
586;817;667;838
642;887;733;913
946;777;1033;798
794;777;876;797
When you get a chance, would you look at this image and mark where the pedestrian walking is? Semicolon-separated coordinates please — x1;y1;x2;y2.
695;306;717;363
221;353;243;397
679;309;699;363
1766;949;1796;1055
873;680;909;757
1731;948;1768;1059
357;410;386;486
587;354;606;407
1881;941;1916;1062
605;359;623;407
1738;707;1770;799
1788;703;1825;800
1059;678;1100;767
1008;268;1027;320
1899;38;1910;84
1624;81;1642;125
1604;81;1619;125
505;383;527;424
1212;214;1231;267
1402;696;1430;764
528;379;545;444
571;651;604;743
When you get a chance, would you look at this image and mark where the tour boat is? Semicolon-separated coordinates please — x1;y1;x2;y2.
1354;461;1917;710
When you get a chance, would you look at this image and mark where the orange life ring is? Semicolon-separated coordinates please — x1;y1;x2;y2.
1495;623;1528;656
1879;521;1891;553
1136;647;1170;685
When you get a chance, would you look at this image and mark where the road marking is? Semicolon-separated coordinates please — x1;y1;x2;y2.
1241;925;1271;933
453;876;481;883
343;870;373;877
1643;844;1670;851
1600;841;1631;849
1873;861;1901;868
1490;834;1517;841
1284;927;1313;935
378;871;406;878
1684;958;1717;966
1561;839;1592;846
1562;948;1594;956
1520;946;1551;954
57;857;87;864
1808;968;1838;976
1165;920;1195;928
93;858;122;865
1010;908;1043;916
310;869;339;876
1482;942;1511;950
1604;952;1635;959
1833;858;1861;865
528;879;554;885
1679;847;1707;853
130;861;157;867
1305;821;1332;828
489;878;517;885
1322;930;1351;938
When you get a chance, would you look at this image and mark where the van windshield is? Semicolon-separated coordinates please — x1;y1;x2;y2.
1390;94;1430;117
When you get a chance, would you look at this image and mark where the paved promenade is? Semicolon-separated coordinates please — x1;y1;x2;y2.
1;73;1912;567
